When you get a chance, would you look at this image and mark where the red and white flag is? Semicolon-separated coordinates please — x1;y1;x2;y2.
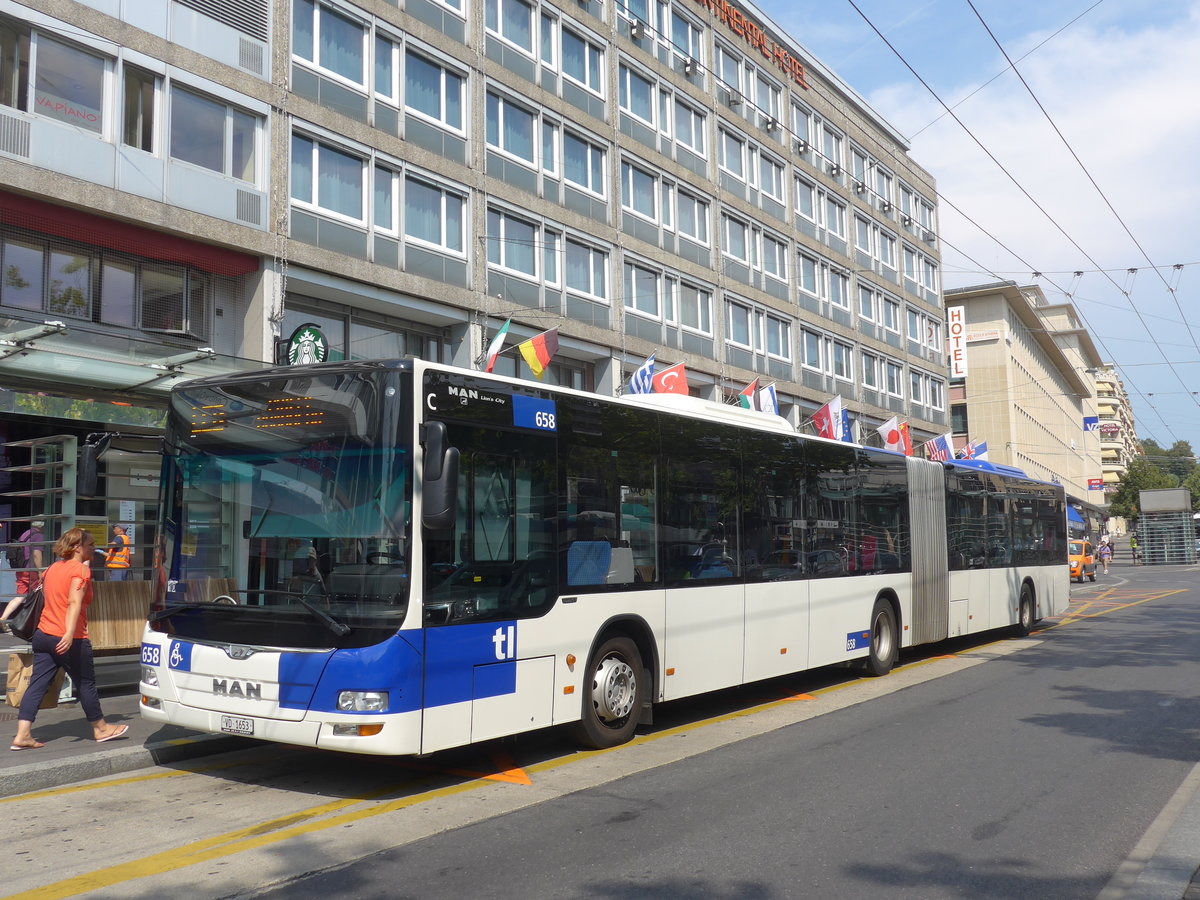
812;395;844;441
652;361;688;394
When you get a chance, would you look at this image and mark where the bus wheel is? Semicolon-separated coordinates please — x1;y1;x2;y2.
1012;584;1035;637
571;636;644;750
862;599;897;677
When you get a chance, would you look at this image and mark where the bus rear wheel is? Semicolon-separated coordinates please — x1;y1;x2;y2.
862;598;897;677
570;636;645;750
1011;584;1035;637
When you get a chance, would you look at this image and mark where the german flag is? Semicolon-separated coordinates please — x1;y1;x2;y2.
519;328;559;379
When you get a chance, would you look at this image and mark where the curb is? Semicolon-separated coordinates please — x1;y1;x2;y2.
0;733;251;799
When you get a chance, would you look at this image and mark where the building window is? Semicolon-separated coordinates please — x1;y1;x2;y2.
824;196;846;238
122;66;157;152
794;176;816;221
828;269;848;309
170;86;258;183
858;285;875;321
802;329;823;371
291;133;363;220
562;29;603;94
486;91;536;165
798;252;818;296
765;314;790;361
719;129;744;180
624;261;660;318
618;63;654;124
621;160;657;220
487;208;538;277
910;370;923;405
885;360;902;396
485;0;534;53
676;190;709;244
679;282;711;334
722;213;749;263
762;233;787;282
563;131;605;195
715;44;741;92
34;36;107;134
883;297;900;333
293;0;366;86
566;239;607;301
405;50;464;131
861;352;879;389
726;301;751;348
671;12;702;65
404;175;465;253
673;99;706;156
759;153;784;203
832;341;852;380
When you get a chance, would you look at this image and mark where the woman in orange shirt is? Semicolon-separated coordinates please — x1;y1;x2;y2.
11;528;128;751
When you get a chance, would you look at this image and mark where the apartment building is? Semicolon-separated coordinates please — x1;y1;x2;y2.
0;0;948;558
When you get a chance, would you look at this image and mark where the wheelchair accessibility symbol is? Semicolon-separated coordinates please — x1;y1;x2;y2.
168;640;193;672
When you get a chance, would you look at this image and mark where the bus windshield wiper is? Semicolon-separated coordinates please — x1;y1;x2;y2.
148;605;187;623
296;596;351;637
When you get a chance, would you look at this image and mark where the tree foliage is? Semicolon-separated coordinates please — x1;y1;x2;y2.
1108;441;1200;518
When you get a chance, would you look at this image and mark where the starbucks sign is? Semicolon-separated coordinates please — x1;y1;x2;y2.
286;323;328;366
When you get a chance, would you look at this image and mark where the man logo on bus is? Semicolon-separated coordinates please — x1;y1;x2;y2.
492;624;517;661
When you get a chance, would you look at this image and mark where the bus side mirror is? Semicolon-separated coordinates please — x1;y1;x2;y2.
421;421;459;531
78;443;100;498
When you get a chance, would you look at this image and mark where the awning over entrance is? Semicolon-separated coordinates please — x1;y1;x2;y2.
0;316;275;400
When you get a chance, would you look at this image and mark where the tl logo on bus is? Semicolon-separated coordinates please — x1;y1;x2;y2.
492;625;517;660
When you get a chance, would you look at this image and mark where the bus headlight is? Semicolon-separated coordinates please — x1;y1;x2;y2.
141;666;159;687
337;690;388;712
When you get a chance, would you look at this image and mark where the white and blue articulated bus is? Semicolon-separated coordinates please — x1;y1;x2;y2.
139;358;1070;755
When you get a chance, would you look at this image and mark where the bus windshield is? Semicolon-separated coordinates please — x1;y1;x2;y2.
152;364;412;647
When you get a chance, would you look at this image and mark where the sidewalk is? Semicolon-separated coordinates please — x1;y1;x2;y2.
1;646;247;799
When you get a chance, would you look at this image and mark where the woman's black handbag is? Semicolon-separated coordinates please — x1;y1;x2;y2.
8;585;46;641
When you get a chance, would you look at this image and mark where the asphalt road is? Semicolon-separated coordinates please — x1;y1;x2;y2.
239;566;1200;900
6;564;1198;900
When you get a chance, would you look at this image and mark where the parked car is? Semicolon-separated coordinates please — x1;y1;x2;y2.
1069;540;1096;583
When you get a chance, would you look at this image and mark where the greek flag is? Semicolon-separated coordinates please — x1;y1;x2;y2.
630;353;655;394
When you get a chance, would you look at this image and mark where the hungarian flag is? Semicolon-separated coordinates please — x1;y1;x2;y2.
519;328;559;379
483;319;511;373
812;395;844;441
738;377;760;410
652;361;688;394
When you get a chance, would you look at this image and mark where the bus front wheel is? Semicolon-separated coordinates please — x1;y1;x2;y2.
571;636;645;750
862;598;898;677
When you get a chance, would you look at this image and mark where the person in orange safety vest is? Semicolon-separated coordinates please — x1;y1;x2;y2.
105;525;131;581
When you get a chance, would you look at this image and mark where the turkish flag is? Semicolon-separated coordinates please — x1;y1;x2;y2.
652;362;688;394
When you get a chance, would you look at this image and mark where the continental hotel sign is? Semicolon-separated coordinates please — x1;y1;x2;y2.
691;0;811;89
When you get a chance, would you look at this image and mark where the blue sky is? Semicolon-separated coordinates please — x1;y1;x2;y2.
751;0;1200;457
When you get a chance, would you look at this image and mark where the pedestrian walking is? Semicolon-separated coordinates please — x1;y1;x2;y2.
1098;539;1113;575
10;527;128;751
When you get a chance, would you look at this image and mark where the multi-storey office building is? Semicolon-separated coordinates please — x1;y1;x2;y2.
0;0;947;572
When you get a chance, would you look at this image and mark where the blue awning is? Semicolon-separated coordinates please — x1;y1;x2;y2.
1067;507;1085;524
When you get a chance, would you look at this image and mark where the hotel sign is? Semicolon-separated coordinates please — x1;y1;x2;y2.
691;0;810;89
947;306;967;377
